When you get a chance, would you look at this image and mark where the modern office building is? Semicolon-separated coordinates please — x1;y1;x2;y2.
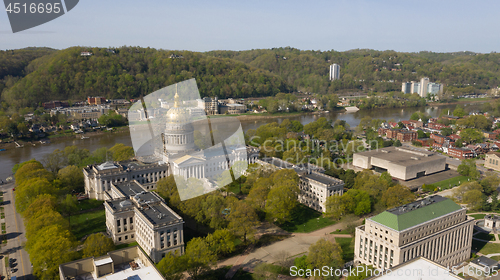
354;195;475;271
352;146;446;180
419;77;430;98
257;157;344;212
104;180;185;262
329;63;340;81
59;246;166;280
401;82;412;94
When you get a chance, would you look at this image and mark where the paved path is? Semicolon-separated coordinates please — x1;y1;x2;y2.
1;182;33;280
218;219;359;279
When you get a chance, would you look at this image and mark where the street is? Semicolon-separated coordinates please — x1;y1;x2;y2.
1;181;32;280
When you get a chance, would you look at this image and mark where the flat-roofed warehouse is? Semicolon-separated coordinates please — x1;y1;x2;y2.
353;146;446;180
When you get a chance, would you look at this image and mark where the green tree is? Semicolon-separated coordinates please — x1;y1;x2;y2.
57;165;84;194
457;159;480;179
42;149;67;174
184;237;217;279
109;143;135;161
441;127;453;136
156;252;185;280
15;177;56;214
306;238;343;270
28;224;76;280
205;229;235;256
453;105;466;117
227;201;259;243
381;185;416;208
60;194;78;227
265;183;299;224
82;233;115;258
459;128;484;144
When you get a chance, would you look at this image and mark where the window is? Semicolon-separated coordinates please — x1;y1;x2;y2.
125;235;128;240
118;237;122;241
117;220;120;227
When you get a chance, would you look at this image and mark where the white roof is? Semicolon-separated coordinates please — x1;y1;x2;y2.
94;256;113;266
97;161;119;170
100;266;163;280
371;258;462;279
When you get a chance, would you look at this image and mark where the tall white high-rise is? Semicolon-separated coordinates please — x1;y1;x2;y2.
329;64;340;81
419;77;430;98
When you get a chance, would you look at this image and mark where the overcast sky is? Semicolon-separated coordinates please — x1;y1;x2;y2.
1;0;498;53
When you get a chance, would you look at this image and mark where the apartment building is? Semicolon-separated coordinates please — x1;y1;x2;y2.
448;147;474;159
396;131;417;142
104;180;184;262
354;195;474;271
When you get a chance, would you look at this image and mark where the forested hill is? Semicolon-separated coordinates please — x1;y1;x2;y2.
3;46;500;110
1;47;289;109
206;48;500;94
0;47;56;94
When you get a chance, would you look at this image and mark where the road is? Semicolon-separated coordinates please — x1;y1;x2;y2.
1;182;32;280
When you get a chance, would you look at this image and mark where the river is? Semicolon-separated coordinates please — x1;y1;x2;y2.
0;103;485;180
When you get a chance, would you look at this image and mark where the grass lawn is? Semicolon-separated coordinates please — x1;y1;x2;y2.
335;237;354;262
331;229;352;235
490;256;500;261
74;199;104;213
69;210;106;240
474;232;495;241
433;175;471;190
472;239;500;255
469;214;486;220
279;204;335;233
115;241;139;250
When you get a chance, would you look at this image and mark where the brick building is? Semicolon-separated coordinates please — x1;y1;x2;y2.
396;131;418;142
430;133;447;144
448;147;474;159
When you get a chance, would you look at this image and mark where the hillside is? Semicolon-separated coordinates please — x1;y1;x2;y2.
0;47;56;95
3;46;500;110
207;48;500;94
1;47;289;109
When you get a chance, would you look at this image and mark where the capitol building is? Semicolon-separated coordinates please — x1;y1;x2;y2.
84;91;258;201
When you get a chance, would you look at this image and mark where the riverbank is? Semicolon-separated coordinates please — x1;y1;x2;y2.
0;126;129;150
429;98;497;106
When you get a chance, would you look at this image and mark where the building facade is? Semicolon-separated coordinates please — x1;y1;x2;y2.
84;161;170;200
298;171;344;212
84;92;259;201
353;147;446;180
354;195;474;271
419;77;430;98
401;82;412;94
485;152;500;171
257;157;344;212
396;131;417;142
448;147;474;159
329;63;340;81
104;180;184;262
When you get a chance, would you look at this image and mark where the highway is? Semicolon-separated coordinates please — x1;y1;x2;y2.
1;181;32;280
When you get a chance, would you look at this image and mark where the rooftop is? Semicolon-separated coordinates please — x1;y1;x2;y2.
367;257;462;279
354;146;441;167
304;171;342;186
59;246;165;280
471;256;498;268
370;195;462;231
